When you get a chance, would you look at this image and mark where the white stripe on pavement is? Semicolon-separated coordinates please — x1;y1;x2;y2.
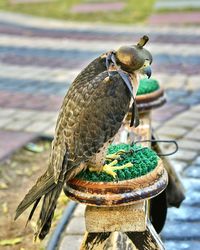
0;107;57;136
0;63;79;83
0;35;200;56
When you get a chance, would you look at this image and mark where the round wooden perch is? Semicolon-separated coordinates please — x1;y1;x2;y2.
136;87;166;112
134;78;166;112
64;160;168;207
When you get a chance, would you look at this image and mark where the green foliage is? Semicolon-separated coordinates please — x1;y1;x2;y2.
137;78;160;96
77;143;158;182
0;0;155;24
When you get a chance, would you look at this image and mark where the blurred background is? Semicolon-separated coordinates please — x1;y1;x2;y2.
0;0;200;249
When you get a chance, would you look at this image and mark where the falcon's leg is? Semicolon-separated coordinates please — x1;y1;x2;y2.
106;150;126;161
88;166;100;172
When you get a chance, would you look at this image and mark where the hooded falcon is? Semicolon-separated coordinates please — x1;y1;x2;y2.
15;36;152;240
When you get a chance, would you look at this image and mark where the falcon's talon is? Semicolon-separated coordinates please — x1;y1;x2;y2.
102;160;133;179
112;162;133;170
103;165;117;178
102;159;118;178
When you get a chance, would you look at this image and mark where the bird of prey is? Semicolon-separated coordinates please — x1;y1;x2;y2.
15;36;152;240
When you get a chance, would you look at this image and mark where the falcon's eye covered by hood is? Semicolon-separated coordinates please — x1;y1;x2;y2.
115;35;153;74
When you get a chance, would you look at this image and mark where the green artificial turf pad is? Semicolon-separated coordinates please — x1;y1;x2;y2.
77;143;158;182
137;78;160;96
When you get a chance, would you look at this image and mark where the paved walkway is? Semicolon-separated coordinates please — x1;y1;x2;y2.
1;11;200;161
0;6;200;250
155;0;200;11
150;0;200;25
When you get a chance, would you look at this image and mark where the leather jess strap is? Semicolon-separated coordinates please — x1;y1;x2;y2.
106;51;140;127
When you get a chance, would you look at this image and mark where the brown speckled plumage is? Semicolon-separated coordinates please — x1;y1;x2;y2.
15;38;152;240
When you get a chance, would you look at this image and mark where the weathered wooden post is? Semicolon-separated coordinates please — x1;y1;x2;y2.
124;78;184;233
64;111;167;249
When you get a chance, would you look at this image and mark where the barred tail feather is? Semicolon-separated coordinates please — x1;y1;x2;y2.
15;149;69;240
15;171;55;220
35;183;63;240
25;198;41;227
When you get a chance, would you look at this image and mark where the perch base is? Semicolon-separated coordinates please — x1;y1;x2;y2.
80;220;164;250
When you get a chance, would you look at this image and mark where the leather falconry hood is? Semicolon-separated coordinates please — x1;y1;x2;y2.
115;35;153;73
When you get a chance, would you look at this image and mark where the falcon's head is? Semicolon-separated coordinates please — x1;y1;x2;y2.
115;35;152;92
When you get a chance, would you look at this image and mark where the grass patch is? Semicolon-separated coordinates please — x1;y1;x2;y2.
0;0;155;24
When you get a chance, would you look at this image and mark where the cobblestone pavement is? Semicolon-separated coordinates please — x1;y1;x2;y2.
0;7;200;250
